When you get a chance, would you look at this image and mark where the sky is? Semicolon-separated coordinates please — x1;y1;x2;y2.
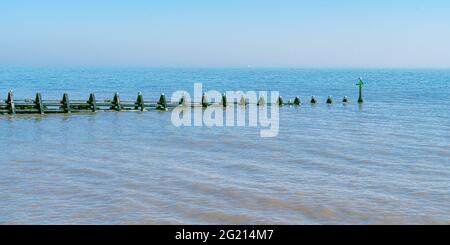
1;0;450;68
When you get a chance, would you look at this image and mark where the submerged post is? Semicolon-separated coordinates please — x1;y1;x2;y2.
310;96;317;104
342;96;349;103
35;93;44;114
88;93;97;112
62;93;71;113
326;96;333;104
293;96;301;105
135;92;145;111
157;93;167;110
113;92;122;111
6;90;16;114
357;78;364;103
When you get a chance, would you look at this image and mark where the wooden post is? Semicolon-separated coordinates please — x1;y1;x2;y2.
257;95;265;106
342;96;349;103
179;94;185;105
112;92;122;111
62;93;71;113
221;93;227;107
201;93;208;108
88;93;97;112
293;96;301;105
35;93;44;114
239;96;246;106
6;90;16;114
326;96;333;104
310;96;317;104
157;93;167;110
277;96;284;106
135;92;145;111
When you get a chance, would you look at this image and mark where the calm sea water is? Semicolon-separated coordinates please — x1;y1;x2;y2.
0;68;449;224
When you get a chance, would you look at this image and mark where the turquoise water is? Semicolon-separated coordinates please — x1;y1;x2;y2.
0;68;449;224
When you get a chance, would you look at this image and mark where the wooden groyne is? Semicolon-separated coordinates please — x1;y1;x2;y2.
0;91;169;115
1;86;364;115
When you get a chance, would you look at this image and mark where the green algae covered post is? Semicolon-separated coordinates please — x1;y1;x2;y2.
35;93;44;114
310;96;317;104
179;94;185;105
113;92;122;111
62;93;71;113
239;95;246;106
342;96;349;103
136;92;145;111
258;95;265;106
326;96;333;104
88;93;97;112
6;90;16;114
293;96;301;106
201;92;208;108
221;93;227;107
277;96;284;106
157;93;167;110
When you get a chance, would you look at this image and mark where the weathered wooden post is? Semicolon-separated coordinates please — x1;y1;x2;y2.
357;78;364;103
62;93;71;113
310;96;317;104
326;96;333;104
157;93;167;110
201;93;208;108
135;92;145;111
88;93;97;112
277;96;284;106
293;96;301;105
221;93;227;107
6;90;16;114
35;93;44;114
239;95;246;106
257;95;265;106
342;96;349;103
112;92;122;111
179;94;185;105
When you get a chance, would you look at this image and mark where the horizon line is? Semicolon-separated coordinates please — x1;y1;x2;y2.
1;65;450;70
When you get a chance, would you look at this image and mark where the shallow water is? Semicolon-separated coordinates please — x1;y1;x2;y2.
0;68;449;224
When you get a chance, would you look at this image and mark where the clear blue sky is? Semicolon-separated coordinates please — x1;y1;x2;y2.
1;0;450;68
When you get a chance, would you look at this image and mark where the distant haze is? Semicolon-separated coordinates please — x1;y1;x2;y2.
1;0;450;68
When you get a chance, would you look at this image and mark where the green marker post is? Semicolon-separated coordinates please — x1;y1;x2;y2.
357;78;364;103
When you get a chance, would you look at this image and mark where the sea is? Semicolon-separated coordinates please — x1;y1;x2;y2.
0;67;449;224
